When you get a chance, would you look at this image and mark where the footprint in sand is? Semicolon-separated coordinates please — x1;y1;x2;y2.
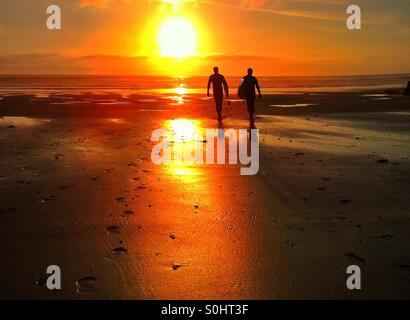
377;159;389;164
379;234;394;241
16;180;32;185
106;225;121;235
121;210;134;217
394;263;410;275
76;277;97;293
39;196;55;203
0;208;16;215
35;274;48;287
345;253;366;263
112;247;128;255
59;184;75;189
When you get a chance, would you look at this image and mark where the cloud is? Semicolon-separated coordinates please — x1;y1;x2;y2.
0;53;271;75
79;0;110;8
202;53;271;61
76;0;343;22
1;52;408;76
240;0;267;8
78;0;133;8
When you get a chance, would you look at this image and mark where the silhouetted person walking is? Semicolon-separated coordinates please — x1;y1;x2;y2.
239;68;261;123
207;67;229;121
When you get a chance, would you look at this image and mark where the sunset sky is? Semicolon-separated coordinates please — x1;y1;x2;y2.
0;0;409;75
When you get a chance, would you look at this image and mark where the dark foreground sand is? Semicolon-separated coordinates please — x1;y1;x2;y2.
0;90;409;299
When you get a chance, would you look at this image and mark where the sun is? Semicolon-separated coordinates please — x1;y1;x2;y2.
158;17;198;59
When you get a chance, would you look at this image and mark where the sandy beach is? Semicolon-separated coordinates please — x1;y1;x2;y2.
0;89;410;299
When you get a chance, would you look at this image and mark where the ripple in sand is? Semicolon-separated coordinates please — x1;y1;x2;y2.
97;101;131;105
138;99;159;103
51;101;90;105
76;276;97;293
138;109;171;112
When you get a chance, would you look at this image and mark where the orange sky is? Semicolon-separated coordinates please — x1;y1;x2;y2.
0;0;409;75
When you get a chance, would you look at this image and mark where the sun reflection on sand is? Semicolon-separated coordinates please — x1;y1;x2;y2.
169;118;199;142
138;117;258;299
165;119;203;172
164;119;204;179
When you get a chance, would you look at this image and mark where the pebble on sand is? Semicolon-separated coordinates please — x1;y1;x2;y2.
172;263;182;270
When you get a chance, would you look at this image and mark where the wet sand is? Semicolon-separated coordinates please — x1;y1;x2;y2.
0;90;410;299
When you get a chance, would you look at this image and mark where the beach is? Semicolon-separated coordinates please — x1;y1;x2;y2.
1;82;410;299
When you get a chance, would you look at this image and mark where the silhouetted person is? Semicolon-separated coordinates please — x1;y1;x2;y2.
207;67;229;121
239;68;261;122
404;81;410;96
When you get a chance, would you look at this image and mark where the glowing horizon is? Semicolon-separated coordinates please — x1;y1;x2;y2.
0;0;409;76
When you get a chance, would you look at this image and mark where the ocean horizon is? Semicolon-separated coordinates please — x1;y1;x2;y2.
0;73;408;95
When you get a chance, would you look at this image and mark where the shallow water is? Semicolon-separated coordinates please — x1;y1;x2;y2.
270;103;318;108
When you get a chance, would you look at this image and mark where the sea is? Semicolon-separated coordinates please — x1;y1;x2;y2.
0;74;408;96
